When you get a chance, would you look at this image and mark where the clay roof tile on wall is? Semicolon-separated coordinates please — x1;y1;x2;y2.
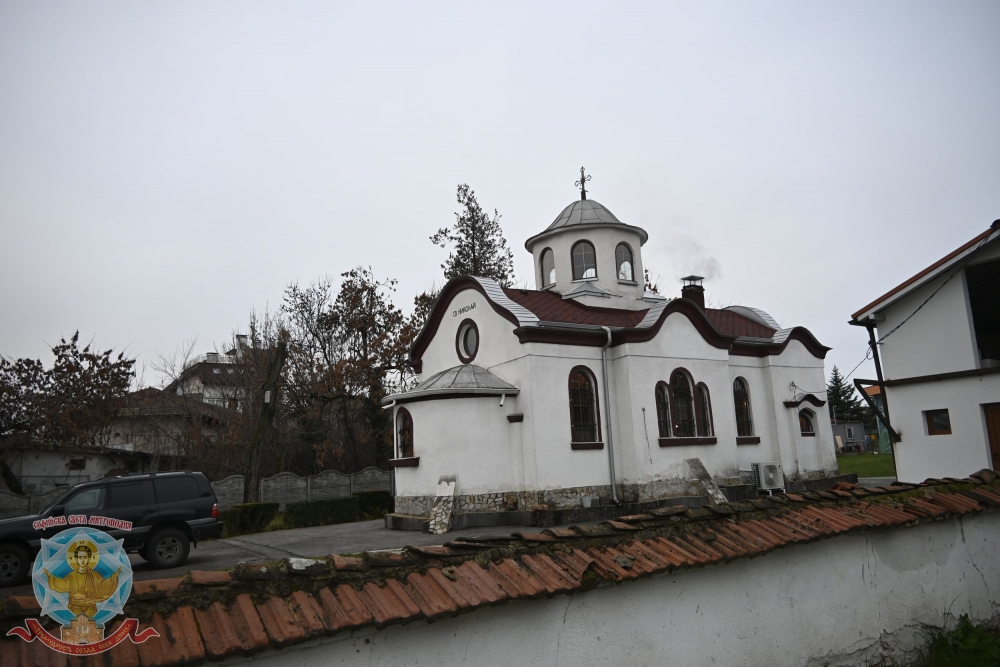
3;474;997;667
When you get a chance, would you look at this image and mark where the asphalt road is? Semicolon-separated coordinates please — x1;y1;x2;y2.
1;519;532;598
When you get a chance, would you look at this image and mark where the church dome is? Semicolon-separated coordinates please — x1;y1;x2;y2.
547;199;623;230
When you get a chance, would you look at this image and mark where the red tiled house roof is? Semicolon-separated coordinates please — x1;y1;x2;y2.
501;289;775;338
3;470;998;667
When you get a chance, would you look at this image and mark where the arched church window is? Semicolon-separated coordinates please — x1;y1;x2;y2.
799;410;815;437
396;408;414;458
733;378;754;437
541;248;556;288
696;383;714;437
655;382;671;437
571;241;597;280
456;319;479;363
569;367;600;443
616;243;634;282
670;370;696;437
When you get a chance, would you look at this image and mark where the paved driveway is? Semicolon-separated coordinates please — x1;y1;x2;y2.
1;519;531;598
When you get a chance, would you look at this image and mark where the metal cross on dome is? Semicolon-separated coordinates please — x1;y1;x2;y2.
574;167;591;201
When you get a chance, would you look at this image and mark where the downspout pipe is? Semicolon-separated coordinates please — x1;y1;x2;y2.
600;326;620;505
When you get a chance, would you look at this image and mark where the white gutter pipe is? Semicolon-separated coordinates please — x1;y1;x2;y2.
600;326;620;504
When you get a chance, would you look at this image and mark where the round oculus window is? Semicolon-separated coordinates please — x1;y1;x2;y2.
456;319;479;363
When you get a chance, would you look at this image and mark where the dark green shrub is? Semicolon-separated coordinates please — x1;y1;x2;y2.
221;502;280;537
284;496;359;528
354;490;394;519
914;615;1000;667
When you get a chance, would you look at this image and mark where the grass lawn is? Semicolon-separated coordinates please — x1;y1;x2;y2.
836;452;897;478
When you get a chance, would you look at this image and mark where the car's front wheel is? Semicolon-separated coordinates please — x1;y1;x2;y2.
144;529;190;569
0;544;31;587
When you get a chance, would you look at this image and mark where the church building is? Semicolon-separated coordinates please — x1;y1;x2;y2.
385;178;838;521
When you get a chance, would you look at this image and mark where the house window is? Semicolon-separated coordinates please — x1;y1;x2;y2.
67;458;86;471
569;367;600;443
670;371;696;437
541;248;556;288
924;409;952;436
655;382;671;437
799;410;816;437
571;241;597;280
616;243;634;282
695;383;714;437
733;377;754;437
845;426;855;442
396;408;414;458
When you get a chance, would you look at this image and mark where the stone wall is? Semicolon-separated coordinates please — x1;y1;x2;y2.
395;481;708;518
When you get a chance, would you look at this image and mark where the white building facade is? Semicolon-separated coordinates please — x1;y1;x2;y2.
387;196;839;517
851;221;1000;482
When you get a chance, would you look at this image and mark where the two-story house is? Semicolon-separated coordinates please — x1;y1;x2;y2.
851;220;1000;481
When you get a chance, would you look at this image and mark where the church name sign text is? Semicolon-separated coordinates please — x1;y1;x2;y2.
452;302;476;317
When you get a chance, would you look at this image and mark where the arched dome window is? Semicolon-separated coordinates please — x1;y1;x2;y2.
540;248;556;288
695;383;714;437
396;408;414;458
654;382;671;437
733;378;754;437
569;367;600;443
799;410;816;437
571;241;597;280
670;370;695;437
616;243;634;282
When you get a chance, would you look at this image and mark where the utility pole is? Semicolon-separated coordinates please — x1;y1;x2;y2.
243;337;288;504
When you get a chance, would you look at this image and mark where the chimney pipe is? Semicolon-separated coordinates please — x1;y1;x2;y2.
681;275;705;309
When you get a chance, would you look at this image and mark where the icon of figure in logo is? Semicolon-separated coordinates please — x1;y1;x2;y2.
43;540;122;619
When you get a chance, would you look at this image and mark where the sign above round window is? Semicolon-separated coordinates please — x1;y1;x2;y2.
456;319;479;364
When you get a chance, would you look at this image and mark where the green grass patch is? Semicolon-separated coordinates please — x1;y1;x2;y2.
836;452;897;478
898;616;1000;667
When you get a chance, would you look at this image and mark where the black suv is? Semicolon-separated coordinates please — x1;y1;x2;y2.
0;471;223;587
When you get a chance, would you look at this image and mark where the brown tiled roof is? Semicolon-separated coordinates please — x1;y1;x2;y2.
120;388;228;420
3;470;998;666
502;289;648;328
501;289;774;338
704;308;776;339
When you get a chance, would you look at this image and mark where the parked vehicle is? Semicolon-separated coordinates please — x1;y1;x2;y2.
0;471;223;587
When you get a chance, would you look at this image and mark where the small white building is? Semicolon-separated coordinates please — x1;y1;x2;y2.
851;221;1000;482
386;193;839;517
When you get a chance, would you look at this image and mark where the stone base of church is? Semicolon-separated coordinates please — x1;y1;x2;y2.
389;472;858;530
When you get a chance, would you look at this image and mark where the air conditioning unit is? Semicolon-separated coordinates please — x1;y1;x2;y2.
751;462;785;492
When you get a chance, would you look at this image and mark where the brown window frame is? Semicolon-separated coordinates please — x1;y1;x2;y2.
695;382;714;437
396;408;415;458
924;409;952;436
615;242;635;283
568;366;602;448
799;409;816;437
540;247;556;288
455;318;479;364
654;381;671;438
733;377;754;437
571;241;598;281
669;369;696;438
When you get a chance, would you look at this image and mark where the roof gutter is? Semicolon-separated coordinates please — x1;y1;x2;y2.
600;326;620;505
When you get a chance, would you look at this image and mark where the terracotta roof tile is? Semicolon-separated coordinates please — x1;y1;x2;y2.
3;473;998;667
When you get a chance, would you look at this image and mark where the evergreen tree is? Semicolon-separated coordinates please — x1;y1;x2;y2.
826;365;867;424
430;184;515;287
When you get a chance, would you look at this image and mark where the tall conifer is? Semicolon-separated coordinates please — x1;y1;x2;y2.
430;184;515;287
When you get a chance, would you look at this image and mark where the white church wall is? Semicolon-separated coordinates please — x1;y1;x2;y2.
417;287;523;381
886;375;1000;482
522;348;619;492
614;313;740;485
531;226;647;306
760;340;838;479
241;511;1000;667
393;396;516;498
728;359;787;471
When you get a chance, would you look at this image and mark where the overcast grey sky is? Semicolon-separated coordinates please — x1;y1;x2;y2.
1;1;999;387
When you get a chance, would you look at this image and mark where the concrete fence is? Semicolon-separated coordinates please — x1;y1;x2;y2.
211;467;393;510
0;487;68;519
0;468;393;518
